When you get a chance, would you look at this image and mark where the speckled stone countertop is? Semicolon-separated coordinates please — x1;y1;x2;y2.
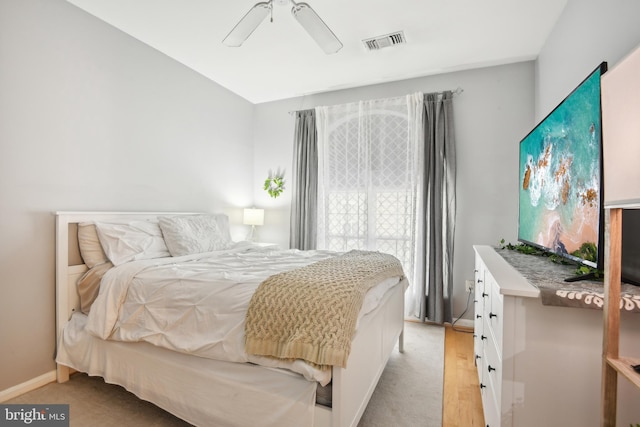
494;247;640;312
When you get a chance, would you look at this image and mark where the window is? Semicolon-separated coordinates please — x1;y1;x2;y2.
317;95;423;285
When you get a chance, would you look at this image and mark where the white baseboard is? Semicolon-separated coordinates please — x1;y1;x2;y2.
0;370;56;403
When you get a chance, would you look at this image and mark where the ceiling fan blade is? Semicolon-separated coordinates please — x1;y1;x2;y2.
222;2;272;47
291;2;342;54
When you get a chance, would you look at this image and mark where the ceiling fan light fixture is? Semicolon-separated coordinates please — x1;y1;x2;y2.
291;2;343;54
222;2;272;47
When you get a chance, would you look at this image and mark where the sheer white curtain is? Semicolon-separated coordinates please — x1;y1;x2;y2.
315;93;424;308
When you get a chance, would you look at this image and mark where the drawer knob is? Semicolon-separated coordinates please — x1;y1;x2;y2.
476;314;482;319
480;383;486;389
489;312;497;319
475;354;481;360
481;335;487;341
477;279;483;283
482;292;489;298
488;365;496;373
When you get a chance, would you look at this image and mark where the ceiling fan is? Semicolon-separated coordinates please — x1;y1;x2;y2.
222;0;343;54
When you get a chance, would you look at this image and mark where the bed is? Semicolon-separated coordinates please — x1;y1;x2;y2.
54;211;407;427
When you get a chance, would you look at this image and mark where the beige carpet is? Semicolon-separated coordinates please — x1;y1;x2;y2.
6;322;444;426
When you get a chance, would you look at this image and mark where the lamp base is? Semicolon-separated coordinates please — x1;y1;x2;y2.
246;225;257;242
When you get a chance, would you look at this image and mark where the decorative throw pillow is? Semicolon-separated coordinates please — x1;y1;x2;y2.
159;214;231;257
77;261;113;314
78;223;110;269
95;220;170;266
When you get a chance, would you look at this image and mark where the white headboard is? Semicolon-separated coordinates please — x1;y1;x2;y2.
54;211;197;380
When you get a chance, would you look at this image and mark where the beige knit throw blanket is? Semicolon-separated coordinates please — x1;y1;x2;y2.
244;250;405;369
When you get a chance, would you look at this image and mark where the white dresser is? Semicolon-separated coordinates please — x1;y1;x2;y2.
473;245;640;427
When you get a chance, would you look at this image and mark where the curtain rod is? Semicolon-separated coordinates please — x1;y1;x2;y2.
423;86;464;97
288;87;463;115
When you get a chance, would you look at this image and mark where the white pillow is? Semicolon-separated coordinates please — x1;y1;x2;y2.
95;221;170;266
211;214;232;245
159;214;231;257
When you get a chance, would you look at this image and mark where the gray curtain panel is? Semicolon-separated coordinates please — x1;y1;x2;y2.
289;109;318;250
419;91;457;324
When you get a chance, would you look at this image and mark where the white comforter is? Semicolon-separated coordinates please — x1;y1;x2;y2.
85;243;399;385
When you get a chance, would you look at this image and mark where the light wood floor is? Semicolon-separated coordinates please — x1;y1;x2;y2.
442;325;485;427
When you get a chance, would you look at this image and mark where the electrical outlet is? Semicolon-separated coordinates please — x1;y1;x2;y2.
465;279;474;292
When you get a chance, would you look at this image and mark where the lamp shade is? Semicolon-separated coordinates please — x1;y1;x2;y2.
602;43;640;208
243;208;264;226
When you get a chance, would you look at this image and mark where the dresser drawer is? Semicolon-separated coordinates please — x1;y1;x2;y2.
482;272;499;340
474;267;485;333
488;276;504;353
481;384;500;427
474;317;484;381
484;329;502;410
480;348;500;427
478;272;491;325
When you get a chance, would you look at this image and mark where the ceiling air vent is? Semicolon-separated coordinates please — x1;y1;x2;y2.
363;31;406;51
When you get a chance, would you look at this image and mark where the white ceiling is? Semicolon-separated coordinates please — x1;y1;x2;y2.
66;0;568;104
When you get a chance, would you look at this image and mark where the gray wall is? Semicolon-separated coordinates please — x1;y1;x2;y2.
252;62;536;324
0;0;255;391
536;0;640;119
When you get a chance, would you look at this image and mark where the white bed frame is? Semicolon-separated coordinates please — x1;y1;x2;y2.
55;211;405;427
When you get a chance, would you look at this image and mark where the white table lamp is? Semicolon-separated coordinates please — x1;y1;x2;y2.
243;208;264;241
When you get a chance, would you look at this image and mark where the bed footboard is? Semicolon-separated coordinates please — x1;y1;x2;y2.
322;278;406;427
